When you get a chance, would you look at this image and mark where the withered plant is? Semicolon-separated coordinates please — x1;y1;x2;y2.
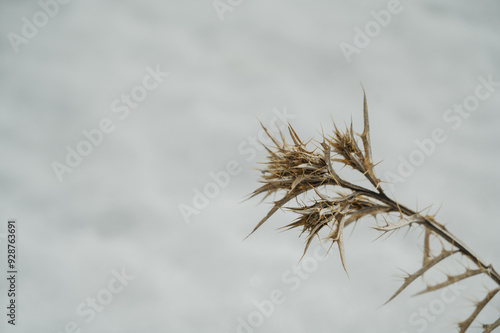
247;91;500;332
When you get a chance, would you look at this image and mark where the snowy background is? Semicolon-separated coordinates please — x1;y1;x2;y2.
1;0;499;332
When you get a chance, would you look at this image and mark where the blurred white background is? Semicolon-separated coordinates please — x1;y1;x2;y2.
1;0;499;332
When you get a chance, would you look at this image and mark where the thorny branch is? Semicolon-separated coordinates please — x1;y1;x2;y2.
247;90;500;332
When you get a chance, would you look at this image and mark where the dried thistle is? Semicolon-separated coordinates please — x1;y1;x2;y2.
247;90;500;332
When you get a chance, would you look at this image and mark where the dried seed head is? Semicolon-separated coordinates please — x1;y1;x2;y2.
251;125;331;202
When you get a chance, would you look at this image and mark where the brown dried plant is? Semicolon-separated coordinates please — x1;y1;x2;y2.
247;90;500;332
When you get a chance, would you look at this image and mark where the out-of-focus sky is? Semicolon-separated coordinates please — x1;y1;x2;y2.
1;1;499;332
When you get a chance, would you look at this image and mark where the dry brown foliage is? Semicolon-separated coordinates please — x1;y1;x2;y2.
247;90;500;332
